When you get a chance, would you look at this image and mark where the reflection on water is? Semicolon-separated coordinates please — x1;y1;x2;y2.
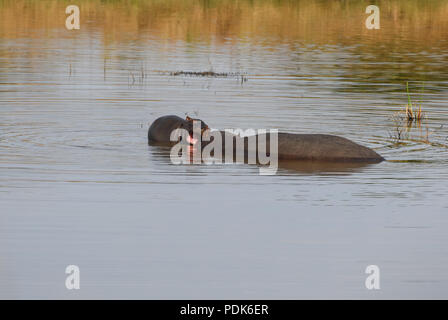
1;0;448;299
276;160;374;174
149;143;375;174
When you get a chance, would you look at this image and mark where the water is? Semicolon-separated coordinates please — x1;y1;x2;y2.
1;0;448;299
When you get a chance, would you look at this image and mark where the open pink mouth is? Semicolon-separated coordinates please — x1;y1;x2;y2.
186;135;198;145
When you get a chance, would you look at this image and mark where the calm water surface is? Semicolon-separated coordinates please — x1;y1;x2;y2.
1;0;448;299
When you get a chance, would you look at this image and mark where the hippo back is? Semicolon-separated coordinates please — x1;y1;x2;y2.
274;133;384;162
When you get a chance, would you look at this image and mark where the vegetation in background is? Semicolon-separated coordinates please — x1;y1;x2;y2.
389;82;430;144
1;0;448;45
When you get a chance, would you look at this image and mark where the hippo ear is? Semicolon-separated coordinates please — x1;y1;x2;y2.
186;116;192;121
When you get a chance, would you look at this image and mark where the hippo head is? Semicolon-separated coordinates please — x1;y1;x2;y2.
180;116;209;145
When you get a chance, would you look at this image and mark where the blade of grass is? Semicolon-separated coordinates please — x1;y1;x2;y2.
406;81;414;119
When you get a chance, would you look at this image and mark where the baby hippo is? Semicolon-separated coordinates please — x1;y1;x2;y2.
148;115;209;145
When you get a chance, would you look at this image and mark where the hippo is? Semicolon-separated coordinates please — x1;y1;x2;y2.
147;115;384;163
